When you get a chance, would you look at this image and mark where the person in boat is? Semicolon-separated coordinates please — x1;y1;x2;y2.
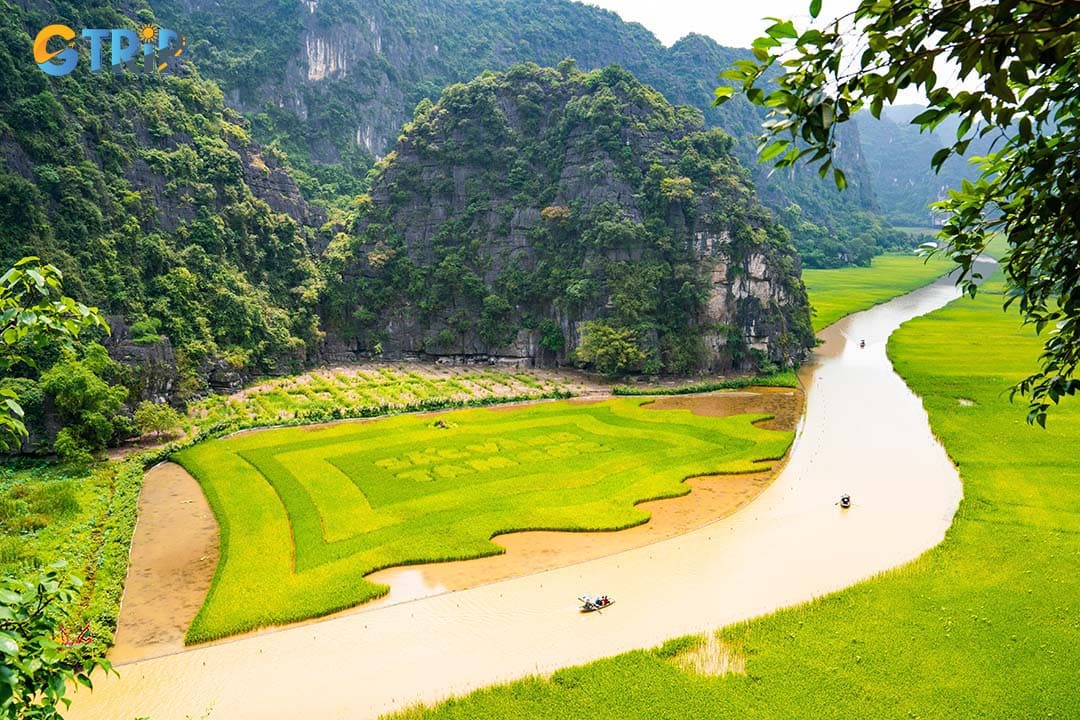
839;493;851;508
859;339;866;348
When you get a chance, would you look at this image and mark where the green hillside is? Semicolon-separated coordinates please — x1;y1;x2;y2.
323;63;815;373
153;0;908;266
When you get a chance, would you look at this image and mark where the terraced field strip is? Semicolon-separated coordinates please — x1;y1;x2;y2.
187;365;580;428
176;398;794;641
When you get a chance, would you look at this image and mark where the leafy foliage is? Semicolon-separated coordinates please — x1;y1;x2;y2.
39;345;129;462
0;2;323;389
0;259;106;451
717;0;1080;422
132;402;182;439
575;322;646;376
0;562;113;718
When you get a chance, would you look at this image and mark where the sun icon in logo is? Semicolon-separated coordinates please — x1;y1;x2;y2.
137;24;159;45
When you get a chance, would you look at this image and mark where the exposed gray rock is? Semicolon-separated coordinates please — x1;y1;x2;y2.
103;316;180;405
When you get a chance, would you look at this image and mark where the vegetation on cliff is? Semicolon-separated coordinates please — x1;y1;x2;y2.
322;63;814;374
153;0;910;266
0;1;325;404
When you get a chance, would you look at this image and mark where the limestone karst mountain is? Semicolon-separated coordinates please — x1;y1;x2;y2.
320;64;814;372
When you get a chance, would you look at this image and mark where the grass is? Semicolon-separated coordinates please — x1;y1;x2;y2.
804;252;957;331
385;274;1080;719
176;398;795;642
0;459;144;658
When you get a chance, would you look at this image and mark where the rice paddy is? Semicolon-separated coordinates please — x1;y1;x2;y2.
177;398;795;642
803;253;956;331
385;274;1080;719
187;365;578;429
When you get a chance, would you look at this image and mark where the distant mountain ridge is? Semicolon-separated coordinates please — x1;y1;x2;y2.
154;0;901;266
856;105;985;227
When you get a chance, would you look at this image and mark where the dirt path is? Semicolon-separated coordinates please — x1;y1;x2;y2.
110;389;800;663
71;273;972;720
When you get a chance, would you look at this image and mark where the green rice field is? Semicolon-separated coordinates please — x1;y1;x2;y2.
177;398;794;641
387;275;1080;719
804;253;956;331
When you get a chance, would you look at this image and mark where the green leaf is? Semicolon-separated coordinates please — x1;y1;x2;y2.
26;268;45;289
809;0;822;18
713;86;735;104
930;148;951;172
766;20;798;40
3;398;24;417
833;167;847;190
0;633;18;656
759;141;790;163
911;108;941;127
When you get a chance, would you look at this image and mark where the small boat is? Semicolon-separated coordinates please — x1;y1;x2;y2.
579;595;614;612
839;493;852;509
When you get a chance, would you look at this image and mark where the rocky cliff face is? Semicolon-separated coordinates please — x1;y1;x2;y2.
322;64;814;374
103;317;180;404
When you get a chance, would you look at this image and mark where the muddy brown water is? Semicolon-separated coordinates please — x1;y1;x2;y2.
71;270;978;720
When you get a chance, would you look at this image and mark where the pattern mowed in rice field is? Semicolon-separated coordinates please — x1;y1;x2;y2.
177;397;793;641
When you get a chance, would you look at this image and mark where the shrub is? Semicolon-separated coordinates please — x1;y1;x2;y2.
133;401;183;438
129;318;162;345
52;429;94;467
575;321;645;376
0;563;113;717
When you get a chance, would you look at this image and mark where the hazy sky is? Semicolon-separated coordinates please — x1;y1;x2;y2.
583;0;953;104
583;0;860;48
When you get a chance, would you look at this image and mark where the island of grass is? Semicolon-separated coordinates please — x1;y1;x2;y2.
178;397;794;642
388;274;1080;719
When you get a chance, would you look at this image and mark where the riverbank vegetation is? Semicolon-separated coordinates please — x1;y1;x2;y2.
612;371;797;396
384;273;1080;719
178;398;794;641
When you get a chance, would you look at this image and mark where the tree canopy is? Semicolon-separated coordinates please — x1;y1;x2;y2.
717;0;1080;425
0;258;106;449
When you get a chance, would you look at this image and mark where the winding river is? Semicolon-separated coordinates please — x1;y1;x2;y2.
70;271;972;720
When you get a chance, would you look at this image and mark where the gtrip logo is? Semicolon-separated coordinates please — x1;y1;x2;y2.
34;23;187;77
